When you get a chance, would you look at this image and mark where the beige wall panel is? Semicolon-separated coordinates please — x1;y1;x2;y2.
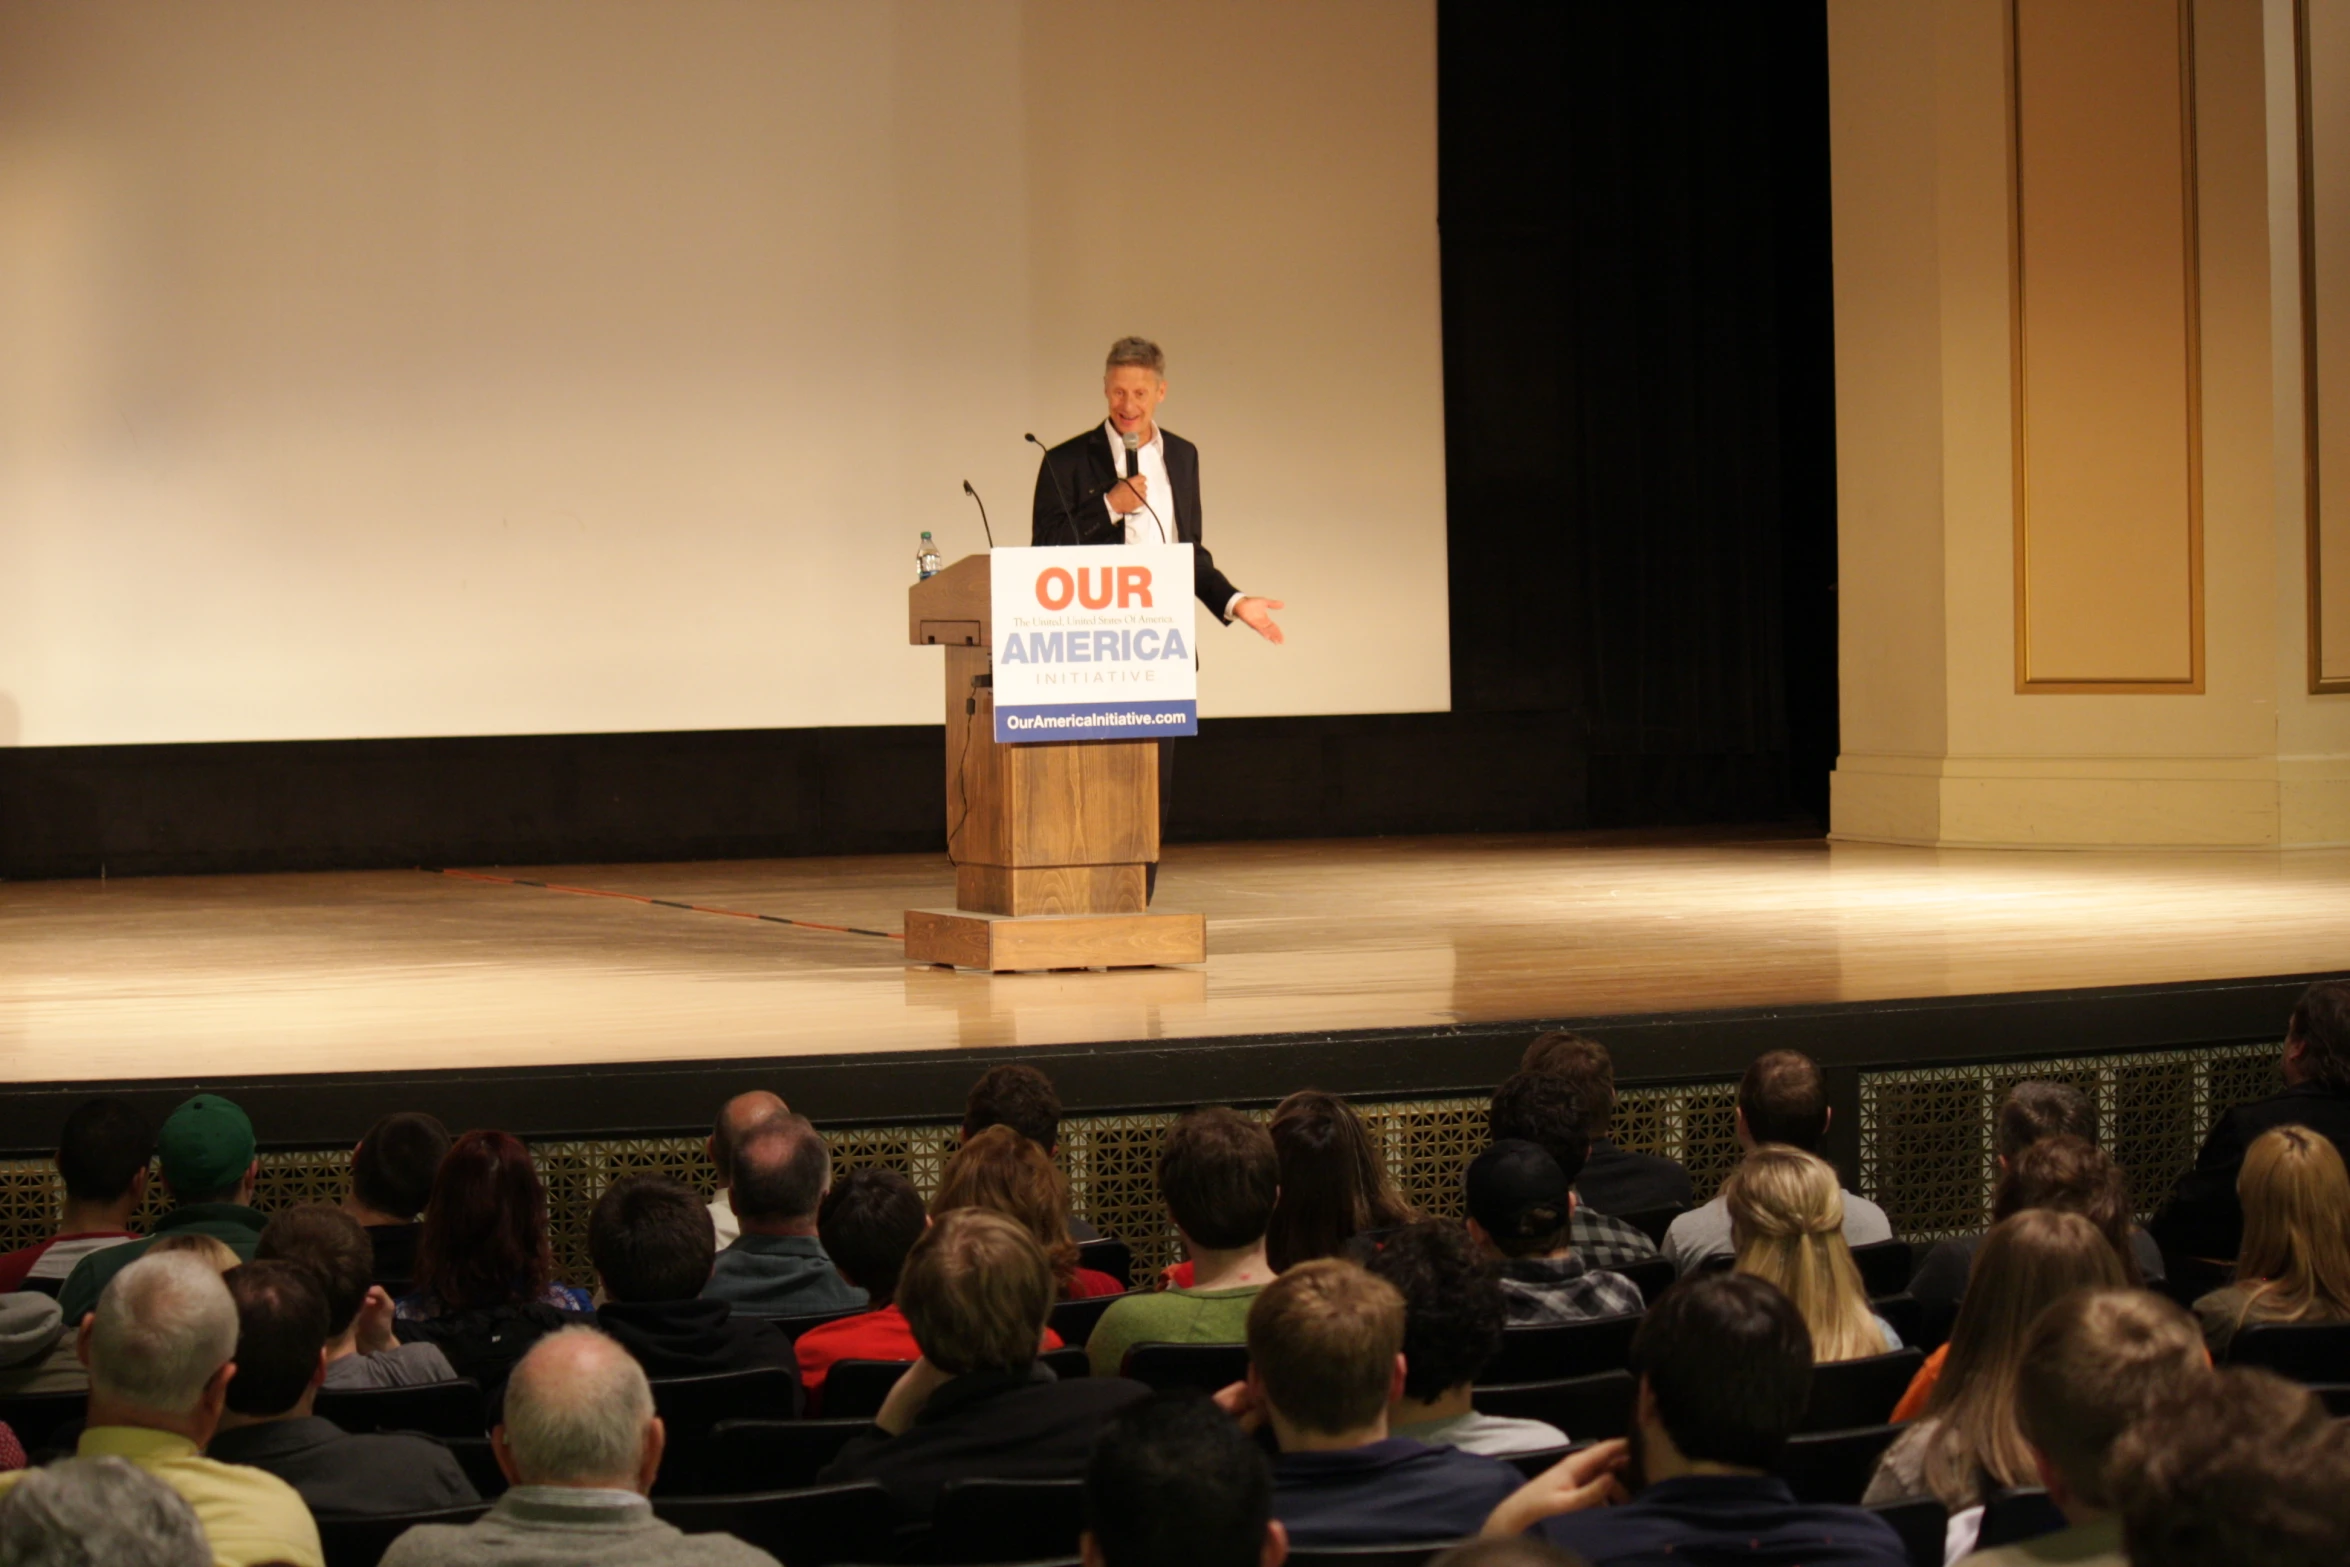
2013;0;2203;688
2306;0;2350;686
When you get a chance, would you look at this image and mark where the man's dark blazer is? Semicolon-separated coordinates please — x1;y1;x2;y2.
2149;1080;2350;1261
206;1415;478;1516
1030;425;1240;616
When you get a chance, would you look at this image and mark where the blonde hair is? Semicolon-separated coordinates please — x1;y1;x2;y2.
144;1233;241;1274
1726;1146;1882;1363
935;1124;1080;1293
2231;1124;2350;1330
1916;1209;2129;1508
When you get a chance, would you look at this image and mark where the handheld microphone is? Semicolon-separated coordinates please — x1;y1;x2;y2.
961;480;995;548
1025;432;1083;546
1119;427;1170;544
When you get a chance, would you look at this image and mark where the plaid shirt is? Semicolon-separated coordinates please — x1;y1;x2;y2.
1571;1206;1659;1270
1496;1252;1646;1326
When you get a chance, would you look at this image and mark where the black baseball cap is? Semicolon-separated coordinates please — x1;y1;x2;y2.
1465;1138;1571;1242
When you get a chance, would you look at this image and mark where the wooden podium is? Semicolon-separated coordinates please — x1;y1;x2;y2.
904;555;1206;971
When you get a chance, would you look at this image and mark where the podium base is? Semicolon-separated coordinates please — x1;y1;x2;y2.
904;907;1206;972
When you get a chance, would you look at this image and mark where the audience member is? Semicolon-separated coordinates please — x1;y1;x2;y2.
2108;1366;2350;1567
1081;1391;1286;1567
145;1235;241;1273
1952;1288;2207;1567
339;1112;449;1293
701;1115;865;1318
2189;1123;2350;1355
1369;1220;1567;1455
0;1098;152;1297
381;1325;781;1566
395;1129;590;1389
1089;1109;1277;1375
1264;1092;1418;1272
0;1294;78;1396
207;1261;477;1515
1520;1033;1693;1216
2151;977;2350;1261
964;1064;1102;1241
1432;1541;1589;1567
1866;1211;2129;1527
1495;1272;1907;1566
794;1168;952;1408
0;1253;323;1567
1462;1142;1642;1326
57;1096;266;1324
0;1455;210;1567
1488;1074;1659;1267
936;1125;1121;1299
589;1176;797;1387
821;1210;1148;1521
704;1090;785;1249
1726;1146;1898;1359
256;1204;458;1390
1661;1053;1889;1275
1908;1086;2163;1343
1219;1257;1522;1546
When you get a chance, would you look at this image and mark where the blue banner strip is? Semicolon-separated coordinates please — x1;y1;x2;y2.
995;700;1198;743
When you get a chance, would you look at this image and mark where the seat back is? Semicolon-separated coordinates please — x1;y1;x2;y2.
1471;1370;1636;1442
921;1476;1089;1564
2225;1320;2350;1383
1606;1256;1677;1306
1976;1487;2067;1550
1506;1444;1577;1480
1872;1293;1924;1351
1850;1239;1914;1298
649;1366;802;1436
397;1431;506;1499
1798;1348;1924;1433
1048;1292;1121;1347
1121;1341;1250;1393
0;1389;87;1453
317;1503;492;1567
316;1378;486;1439
1866;1497;1947;1567
707;1416;873;1493
1039;1345;1091;1381
775;1305;870;1341
1284;1543;1468;1567
1077;1238;1133;1290
822;1358;915;1420
1774;1422;1908;1505
1482;1313;1642;1383
1617;1204;1685;1246
653;1479;899;1567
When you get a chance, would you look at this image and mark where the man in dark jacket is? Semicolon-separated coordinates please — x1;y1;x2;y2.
590;1177;798;1395
2150;979;2350;1262
822;1209;1147;1521
58;1095;269;1324
207;1261;477;1516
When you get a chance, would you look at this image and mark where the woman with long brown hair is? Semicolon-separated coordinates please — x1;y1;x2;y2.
394;1129;588;1386
1263;1091;1418;1272
934;1124;1122;1299
2192;1124;2350;1354
1864;1208;2128;1515
1724;1145;1896;1361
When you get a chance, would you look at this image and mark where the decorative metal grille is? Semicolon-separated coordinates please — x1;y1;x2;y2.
0;1040;2284;1285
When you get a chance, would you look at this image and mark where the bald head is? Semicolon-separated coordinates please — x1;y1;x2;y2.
710;1090;788;1185
498;1327;661;1492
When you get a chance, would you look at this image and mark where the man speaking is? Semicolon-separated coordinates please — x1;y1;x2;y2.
1030;337;1285;642
1030;337;1282;903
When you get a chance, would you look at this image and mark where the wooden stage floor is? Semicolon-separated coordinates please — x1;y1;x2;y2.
4;829;2349;1084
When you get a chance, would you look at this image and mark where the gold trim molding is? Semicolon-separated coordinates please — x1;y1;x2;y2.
2009;0;2207;694
2301;0;2350;694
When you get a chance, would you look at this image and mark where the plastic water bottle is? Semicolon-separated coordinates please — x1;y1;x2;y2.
916;530;941;580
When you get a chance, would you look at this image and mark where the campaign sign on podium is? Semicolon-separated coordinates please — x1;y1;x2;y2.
988;544;1198;744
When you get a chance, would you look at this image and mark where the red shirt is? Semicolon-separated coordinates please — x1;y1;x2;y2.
1066;1267;1125;1300
795;1305;1064;1415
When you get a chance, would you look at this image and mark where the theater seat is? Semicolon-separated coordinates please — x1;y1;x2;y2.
1618;1205;1685;1246
315;1379;486;1440
1976;1487;2066;1551
1482;1314;1642;1383
821;1358;916;1420
706;1416;872;1492
1284;1542;1467;1567
318;1503;491;1567
1048;1292;1121;1346
1606;1256;1677;1306
1774;1422;1908;1505
649;1367;804;1494
917;1476;1088;1564
1472;1369;1636;1441
1121;1341;1250;1394
1798;1349;1924;1433
652;1479;898;1567
1849;1239;1914;1299
0;1390;88;1455
1866;1496;1947;1567
2224;1320;2350;1384
1076;1238;1133;1290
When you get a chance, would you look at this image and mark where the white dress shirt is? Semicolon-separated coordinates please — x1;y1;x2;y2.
1101;421;1244;620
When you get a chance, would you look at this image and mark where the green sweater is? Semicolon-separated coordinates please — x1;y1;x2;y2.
57;1204;266;1323
1086;1283;1263;1378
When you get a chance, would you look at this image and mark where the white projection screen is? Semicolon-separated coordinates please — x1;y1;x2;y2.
0;0;1448;748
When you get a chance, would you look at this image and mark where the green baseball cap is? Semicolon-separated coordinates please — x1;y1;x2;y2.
156;1094;256;1198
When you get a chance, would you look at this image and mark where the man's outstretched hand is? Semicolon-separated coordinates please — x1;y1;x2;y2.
1234;597;1286;644
1481;1438;1632;1537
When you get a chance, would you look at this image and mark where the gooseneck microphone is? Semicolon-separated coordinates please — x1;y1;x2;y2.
961;479;995;548
1026;432;1084;545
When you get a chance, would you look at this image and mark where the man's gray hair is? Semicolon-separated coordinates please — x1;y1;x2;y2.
503;1325;655;1485
1105;336;1166;377
88;1253;237;1415
0;1456;209;1567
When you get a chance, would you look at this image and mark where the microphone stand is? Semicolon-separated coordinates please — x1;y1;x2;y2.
1025;433;1086;546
